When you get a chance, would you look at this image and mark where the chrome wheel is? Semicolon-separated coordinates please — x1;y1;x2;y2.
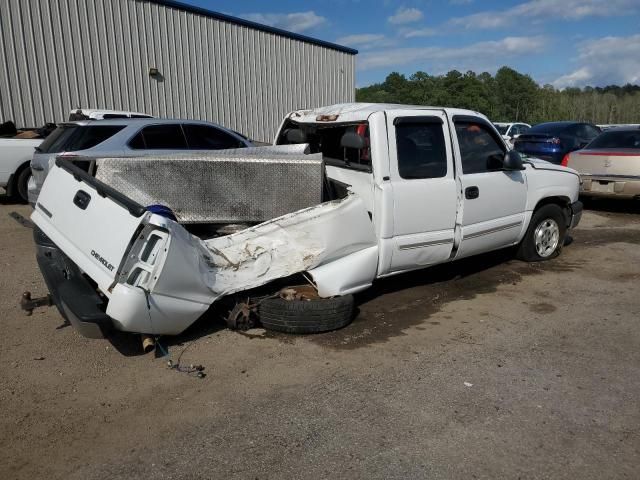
534;218;560;258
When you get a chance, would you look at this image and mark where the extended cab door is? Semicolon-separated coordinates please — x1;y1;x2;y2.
383;110;458;274
453;116;527;259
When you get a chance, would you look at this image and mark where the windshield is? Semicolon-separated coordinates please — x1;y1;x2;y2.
494;124;509;135
587;130;640;149
37;126;79;153
36;125;125;153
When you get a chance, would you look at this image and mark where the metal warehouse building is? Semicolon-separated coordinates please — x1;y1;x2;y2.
0;0;357;141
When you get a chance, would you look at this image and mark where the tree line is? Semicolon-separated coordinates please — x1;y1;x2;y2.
356;67;640;125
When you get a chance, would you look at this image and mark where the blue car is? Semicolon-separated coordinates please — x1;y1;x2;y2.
514;121;601;164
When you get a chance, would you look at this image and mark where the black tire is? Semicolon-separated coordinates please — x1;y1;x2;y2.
13;165;31;203
259;294;354;334
517;204;567;262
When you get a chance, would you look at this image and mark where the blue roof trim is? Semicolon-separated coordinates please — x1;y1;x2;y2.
145;0;358;55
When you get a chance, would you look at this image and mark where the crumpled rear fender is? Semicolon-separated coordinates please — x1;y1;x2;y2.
203;193;378;296
110;194;378;335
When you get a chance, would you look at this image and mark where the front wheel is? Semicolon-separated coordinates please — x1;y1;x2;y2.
517;204;567;262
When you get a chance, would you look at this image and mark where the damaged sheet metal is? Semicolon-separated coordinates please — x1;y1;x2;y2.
106;193;377;335
201;193;377;297
93;145;323;224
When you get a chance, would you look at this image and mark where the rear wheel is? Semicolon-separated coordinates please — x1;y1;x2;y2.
517;204;566;262
258;286;354;334
13;165;31;203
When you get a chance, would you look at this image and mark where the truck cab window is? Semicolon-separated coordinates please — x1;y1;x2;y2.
455;122;505;174
276;120;372;172
395;121;447;179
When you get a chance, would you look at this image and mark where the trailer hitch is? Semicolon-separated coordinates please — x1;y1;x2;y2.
21;291;53;316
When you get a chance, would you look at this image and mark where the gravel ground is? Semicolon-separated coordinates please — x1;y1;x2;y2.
0;198;639;479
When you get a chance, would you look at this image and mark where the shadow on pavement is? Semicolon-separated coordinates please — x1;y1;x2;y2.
581;196;640;215
107;307;228;357
0;192;29;205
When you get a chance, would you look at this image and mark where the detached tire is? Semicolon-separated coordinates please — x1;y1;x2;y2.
517;204;567;262
259;292;354;334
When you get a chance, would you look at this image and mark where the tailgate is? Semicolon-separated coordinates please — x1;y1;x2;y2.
31;158;148;293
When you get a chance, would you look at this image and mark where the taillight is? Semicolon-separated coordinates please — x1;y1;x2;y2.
561;154;570;167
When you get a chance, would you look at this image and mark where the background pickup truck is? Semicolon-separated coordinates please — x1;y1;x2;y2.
0;121;50;202
31;103;582;342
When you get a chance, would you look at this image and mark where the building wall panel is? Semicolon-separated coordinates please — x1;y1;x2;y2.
0;0;355;141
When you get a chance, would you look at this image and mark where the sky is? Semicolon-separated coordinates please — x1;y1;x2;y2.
180;0;640;88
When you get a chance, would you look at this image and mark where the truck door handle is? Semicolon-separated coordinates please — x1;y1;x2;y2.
465;186;479;200
73;190;91;210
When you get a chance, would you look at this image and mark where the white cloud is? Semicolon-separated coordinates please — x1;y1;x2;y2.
335;34;396;49
449;0;639;29
400;27;437;38
388;7;424;25
552;68;593;88
242;11;327;33
336;34;386;46
357;35;547;71
553;34;640;88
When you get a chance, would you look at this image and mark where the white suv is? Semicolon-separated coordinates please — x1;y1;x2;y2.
494;122;531;146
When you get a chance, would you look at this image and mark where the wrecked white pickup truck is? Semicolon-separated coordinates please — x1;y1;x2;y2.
30;103;582;342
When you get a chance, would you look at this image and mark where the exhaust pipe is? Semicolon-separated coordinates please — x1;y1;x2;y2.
141;334;155;354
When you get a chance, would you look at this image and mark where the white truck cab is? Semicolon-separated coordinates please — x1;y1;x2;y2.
30;103;582;341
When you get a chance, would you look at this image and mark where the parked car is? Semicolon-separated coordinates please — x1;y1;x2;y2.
29;103;582;346
597;124;640;131
565;126;640;199
68;108;153;121
493;122;531;146
514;121;601;164
29;118;254;204
0;121;54;202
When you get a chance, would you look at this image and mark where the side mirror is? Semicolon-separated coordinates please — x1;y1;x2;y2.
503;150;525;170
340;131;366;149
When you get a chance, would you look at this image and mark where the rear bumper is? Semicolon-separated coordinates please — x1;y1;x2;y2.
34;227;113;339
569;201;583;229
580;176;640;199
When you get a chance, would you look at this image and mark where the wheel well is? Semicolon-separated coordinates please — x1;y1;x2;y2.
533;196;571;225
7;161;31;195
534;196;570;211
